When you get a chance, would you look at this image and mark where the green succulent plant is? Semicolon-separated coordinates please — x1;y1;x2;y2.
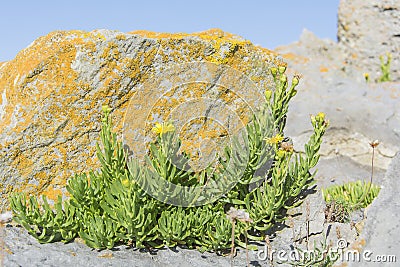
322;180;380;222
10;64;329;253
378;53;392;82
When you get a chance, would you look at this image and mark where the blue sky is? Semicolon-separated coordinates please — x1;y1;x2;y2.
1;1;339;62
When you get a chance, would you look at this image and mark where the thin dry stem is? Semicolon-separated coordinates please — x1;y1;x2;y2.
325;200;335;224
245;231;249;267
230;221;235;267
365;140;379;200
265;235;274;267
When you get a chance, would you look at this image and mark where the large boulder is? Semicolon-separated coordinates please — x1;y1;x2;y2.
338;0;400;81
0;29;279;210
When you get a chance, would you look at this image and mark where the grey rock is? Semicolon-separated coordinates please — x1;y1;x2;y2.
338;0;400;82
277;28;399;170
0;224;275;267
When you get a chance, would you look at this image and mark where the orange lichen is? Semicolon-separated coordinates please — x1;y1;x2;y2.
131;28;253;65
179;117;228;162
349;238;366;253
116;34;126;41
320;66;329;72
41;187;63;203
131;28;247;42
0;31;103;207
280;52;309;64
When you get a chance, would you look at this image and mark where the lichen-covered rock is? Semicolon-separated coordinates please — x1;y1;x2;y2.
338;0;400;81
0;29;279;210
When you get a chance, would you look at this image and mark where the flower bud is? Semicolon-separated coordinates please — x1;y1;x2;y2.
364;73;370;82
323;119;330;128
280;74;287;84
278;65;286;74
122;179;130;187
369;140;379;148
311;115;316;127
316;112;326;123
264;89;272;101
292;74;301;87
276;150;286;159
270;67;278;78
102;105;111;114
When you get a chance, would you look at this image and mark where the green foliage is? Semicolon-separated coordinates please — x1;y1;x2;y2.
322;180;380;222
10;65;329;252
10;194;77;244
378;53;392;82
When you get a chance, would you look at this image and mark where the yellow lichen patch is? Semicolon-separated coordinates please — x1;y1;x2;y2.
41;187;63;203
0;30;111;208
206;39;239;65
140;81;253;162
116;34;126;41
0;30;162;205
12;153;34;177
179;117;228;162
5;185;14;195
68;30;106;42
280;52;309;64
101;42;120;62
131;29;253;65
1;35;82;134
349;238;366;253
320;66;329;73
381;86;400;99
130;28;248;43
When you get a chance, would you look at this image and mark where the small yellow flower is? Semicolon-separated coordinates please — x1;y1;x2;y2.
102;105;111;114
122;179;130;187
316;112;326;122
270;67;278;77
277;61;287;74
152;121;175;136
265;134;284;144
311;113;329;128
364;73;370;82
276;150;286;159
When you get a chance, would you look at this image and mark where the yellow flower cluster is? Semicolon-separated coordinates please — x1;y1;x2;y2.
265;134;284;144
152;122;175;136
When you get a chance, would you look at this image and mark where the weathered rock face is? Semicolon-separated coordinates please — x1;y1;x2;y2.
0;29;278;210
337;0;400;81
